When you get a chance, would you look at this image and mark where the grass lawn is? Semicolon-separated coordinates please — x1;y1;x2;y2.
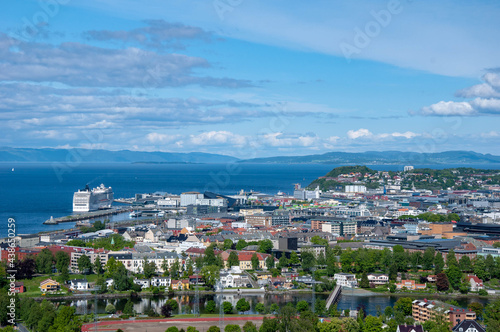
17;273;99;297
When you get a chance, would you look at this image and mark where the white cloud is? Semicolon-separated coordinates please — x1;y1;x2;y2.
347;128;372;139
261;132;319;147
421;101;475;116
146;133;180;144
422;70;500;116
347;128;420;140
189;131;247;146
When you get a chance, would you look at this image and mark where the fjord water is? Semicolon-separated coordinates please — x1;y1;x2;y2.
2;162;500;236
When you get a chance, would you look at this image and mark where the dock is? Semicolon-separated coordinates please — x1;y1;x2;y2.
43;208;129;225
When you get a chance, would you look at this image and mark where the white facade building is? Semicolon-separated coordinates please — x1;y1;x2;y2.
334;273;358;288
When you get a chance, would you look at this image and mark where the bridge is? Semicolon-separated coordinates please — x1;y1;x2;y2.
325;284;342;310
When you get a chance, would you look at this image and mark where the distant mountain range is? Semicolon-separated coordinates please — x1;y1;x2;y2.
2;148;500;165
240;150;500;164
0;147;238;164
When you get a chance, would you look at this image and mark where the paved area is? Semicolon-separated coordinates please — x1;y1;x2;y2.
82;316;264;332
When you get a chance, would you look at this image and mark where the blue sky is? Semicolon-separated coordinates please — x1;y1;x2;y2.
1;0;500;158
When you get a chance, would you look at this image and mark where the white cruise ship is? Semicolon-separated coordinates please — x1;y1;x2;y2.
73;184;114;212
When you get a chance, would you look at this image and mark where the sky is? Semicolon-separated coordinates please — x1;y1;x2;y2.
1;0;500;158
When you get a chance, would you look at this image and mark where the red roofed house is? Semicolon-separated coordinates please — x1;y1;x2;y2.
466;275;484;291
396;280;426;290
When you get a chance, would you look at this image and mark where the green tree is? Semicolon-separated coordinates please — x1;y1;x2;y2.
223;239;233;250
278;255;289;269
204;245;219;267
265;255;275;270
166;327;179;332
422;247;435;270
446;249;458;268
94;255;104;275
468;302;484;320
474;256;487;281
360;272;369;288
201;265;220;289
113;263;131;291
445;264;462;290
255;303;266;314
207;327;220;332
223;301;233;314
276;305;296;332
187;327;199;332
78;255;92;274
225;324;241;332
394;297;413;316
48;306;81;332
363;315;382;332
143;258;156;279
251;253;259;270
105;304;116;314
315;300;327;317
296;300;309;313
55;251;70;273
161;258;170;277
384;306;394;318
206;300;217;313
290;251;300;266
166;299;179;312
459;255;473;272
235;239;247;251
434;252;445;274
258;239;274;254
270;303;280;314
123;299;134;315
301;250;316;272
311;236;328;246
228;251;240;268
36;248;54;274
96;275;108;293
242;321;258;332
236;298;250;313
105;256;118;277
259;318;279;332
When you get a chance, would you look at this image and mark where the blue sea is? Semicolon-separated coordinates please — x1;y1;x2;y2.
2;162;500;237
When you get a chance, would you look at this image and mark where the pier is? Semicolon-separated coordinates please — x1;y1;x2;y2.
325;284;342;310
43;208;130;225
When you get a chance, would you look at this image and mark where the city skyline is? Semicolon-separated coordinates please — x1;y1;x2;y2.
2;0;500;158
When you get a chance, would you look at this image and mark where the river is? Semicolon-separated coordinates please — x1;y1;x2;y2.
52;292;491;316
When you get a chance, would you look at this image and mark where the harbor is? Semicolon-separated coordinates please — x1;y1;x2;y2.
43;207;130;225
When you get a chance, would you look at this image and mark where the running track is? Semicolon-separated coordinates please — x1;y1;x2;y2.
81;316;266;331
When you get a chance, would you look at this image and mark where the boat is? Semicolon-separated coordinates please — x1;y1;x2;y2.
129;211;142;218
73;184;114;213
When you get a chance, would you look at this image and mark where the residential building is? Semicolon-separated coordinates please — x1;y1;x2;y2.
334;273;358;288
220;250;275;271
40;278;60;292
133;279;151;289
396;326;423;332
466;275;484;291
171;279;190;290
452;320;486;332
396;280;426;290
69;279;89;291
12;282;25;293
151;277;171;288
367;273;389;285
412;299;476;326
